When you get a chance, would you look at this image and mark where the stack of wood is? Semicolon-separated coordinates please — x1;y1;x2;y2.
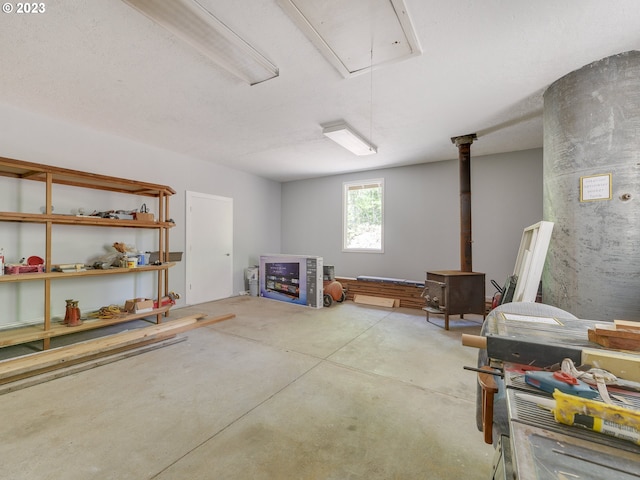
588;319;640;351
0;313;235;388
336;277;425;309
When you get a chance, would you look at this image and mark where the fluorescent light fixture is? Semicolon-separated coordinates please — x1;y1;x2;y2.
121;0;278;85
323;123;377;156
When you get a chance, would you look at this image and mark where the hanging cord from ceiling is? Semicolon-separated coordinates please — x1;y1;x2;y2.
369;39;374;153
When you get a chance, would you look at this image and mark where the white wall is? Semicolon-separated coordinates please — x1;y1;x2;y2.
0;103;281;327
281;149;544;298
0;99;543;329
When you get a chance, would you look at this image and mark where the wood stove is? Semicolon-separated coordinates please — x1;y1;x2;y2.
422;270;486;330
422;134;486;329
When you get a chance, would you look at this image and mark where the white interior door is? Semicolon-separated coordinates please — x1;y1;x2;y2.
185;191;233;305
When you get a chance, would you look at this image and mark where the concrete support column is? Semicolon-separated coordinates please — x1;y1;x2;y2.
543;51;640;320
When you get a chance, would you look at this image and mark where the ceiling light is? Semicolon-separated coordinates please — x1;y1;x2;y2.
322;123;377;156
121;0;279;85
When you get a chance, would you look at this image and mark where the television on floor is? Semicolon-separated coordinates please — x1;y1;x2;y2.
259;254;323;308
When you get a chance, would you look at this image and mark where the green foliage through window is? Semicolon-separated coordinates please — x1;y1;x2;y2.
343;179;384;252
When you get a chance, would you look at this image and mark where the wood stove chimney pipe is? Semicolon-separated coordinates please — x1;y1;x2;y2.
451;134;477;273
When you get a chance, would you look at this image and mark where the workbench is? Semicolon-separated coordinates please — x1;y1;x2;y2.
475;303;640;480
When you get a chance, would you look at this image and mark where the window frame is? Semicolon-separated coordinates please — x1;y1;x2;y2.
342;178;385;253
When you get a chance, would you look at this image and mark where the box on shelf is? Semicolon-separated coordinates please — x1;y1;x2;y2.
5;264;45;275
52;263;86;273
135;212;155;222
148;251;183;263
124;298;154;314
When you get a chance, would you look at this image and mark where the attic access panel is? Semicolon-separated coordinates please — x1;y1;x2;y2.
278;0;422;77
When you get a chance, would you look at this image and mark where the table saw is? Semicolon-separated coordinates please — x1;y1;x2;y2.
472;303;640;480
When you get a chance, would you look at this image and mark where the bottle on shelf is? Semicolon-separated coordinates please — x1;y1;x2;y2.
65;300;82;327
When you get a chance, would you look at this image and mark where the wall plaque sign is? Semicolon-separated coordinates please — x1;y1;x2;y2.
580;173;612;202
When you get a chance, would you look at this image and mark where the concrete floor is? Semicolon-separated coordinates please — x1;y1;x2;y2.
0;296;494;479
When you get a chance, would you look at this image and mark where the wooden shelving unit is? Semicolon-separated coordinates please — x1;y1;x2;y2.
0;157;176;350
0;305;174;348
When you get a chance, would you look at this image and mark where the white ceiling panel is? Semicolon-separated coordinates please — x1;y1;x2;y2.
278;0;421;76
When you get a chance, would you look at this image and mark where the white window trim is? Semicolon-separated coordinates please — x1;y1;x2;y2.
342;178;384;253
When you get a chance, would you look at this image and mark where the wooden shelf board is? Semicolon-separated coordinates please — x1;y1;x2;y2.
0;211;175;228
0;156;176;197
0;263;176;283
0;305;173;348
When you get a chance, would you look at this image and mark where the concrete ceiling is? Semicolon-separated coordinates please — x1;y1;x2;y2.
1;1;639;182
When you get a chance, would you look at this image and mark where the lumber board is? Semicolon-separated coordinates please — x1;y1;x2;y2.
594;324;640;341
0;315;199;378
0;337;186;394
0;313;234;381
353;294;398;308
581;349;640;383
588;328;640;352
0;335;177;385
337;277;425;309
614;319;640;331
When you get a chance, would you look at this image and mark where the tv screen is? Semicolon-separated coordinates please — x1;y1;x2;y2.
265;262;300;299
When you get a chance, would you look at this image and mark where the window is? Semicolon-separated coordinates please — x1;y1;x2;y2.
343;178;384;252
